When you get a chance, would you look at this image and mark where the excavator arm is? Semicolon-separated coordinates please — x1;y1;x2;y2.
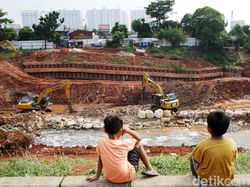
0;40;22;55
142;74;164;94
37;80;72;113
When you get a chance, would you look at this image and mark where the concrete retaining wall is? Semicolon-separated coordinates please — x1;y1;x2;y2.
0;175;250;187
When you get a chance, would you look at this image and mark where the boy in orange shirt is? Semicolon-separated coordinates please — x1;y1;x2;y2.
86;115;158;183
190;111;238;185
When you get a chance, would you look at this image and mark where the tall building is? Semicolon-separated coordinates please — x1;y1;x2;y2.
230;11;245;31
21;10;39;28
5;23;21;33
58;10;82;31
121;11;129;28
86;8;121;30
130;9;151;23
230;20;245;31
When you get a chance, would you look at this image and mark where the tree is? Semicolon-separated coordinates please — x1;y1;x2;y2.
0;9;14;41
112;31;125;46
243;25;250;35
157;27;186;47
18;27;33;40
32;11;64;48
229;24;248;50
145;0;175;30
131;19;153;38
111;22;128;38
180;13;194;36
0;28;17;41
0;9;12;28
192;6;225;47
161;20;181;29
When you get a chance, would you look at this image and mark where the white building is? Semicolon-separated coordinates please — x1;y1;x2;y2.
130;9;151;23
5;23;22;33
230;20;245;31
86;8;121;30
21;10;39;28
121;11;129;28
58;10;82;31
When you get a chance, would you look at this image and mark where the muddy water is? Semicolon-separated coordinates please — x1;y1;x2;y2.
36;126;250;148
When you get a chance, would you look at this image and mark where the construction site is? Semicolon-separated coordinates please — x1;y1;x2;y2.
0;47;250;161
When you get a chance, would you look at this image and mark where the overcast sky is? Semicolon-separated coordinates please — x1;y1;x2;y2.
1;0;250;28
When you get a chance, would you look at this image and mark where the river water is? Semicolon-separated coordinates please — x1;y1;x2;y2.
35;126;250;148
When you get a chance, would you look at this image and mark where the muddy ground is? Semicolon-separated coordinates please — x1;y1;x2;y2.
0;49;250;165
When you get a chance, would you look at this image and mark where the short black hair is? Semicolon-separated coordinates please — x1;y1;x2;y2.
104;115;123;135
207;111;230;136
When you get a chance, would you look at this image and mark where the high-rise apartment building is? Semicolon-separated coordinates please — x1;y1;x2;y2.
86;8;121;30
130;9;151;23
21;10;39;28
230;20;245;31
121;11;129;28
58;10;82;31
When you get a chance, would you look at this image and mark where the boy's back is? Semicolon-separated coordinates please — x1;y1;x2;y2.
97;138;137;183
192;137;237;180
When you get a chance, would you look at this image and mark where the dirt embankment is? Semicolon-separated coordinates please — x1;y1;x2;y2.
1;52;250;110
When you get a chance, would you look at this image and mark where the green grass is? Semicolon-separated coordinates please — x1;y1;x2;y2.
0;50;18;59
106;56;129;65
0;157;94;177
150;46;238;67
0;49;36;59
145;154;190;176
0;151;249;177
142;60;153;66
235;151;250;174
63;56;75;63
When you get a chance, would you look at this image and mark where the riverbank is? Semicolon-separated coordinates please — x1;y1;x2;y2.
0;149;249;177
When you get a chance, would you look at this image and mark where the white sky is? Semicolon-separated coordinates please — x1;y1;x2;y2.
1;0;250;29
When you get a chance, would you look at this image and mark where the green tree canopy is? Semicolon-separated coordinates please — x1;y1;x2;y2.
161;20;181;29
180;13;194;36
18;26;33;40
157;27;186;47
0;9;14;41
229;24;248;49
112;31;125;46
145;0;175;30
111;22;128;38
192;6;226;47
131;18;153;38
0;28;17;41
32;11;64;48
0;9;12;28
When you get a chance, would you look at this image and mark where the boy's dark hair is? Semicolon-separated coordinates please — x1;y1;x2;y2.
104;115;123;135
207;111;230;136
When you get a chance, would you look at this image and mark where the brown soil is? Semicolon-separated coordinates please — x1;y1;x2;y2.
0;49;249;174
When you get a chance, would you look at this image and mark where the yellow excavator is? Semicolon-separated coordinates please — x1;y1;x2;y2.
18;80;73;113
141;74;179;112
0;40;22;55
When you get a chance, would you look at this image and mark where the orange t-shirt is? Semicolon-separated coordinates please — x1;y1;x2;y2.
96;138;137;183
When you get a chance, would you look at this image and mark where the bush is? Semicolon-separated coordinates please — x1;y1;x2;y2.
122;46;135;53
106;40;114;48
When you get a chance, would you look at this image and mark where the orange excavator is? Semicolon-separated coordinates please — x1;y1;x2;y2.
18;80;73;113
